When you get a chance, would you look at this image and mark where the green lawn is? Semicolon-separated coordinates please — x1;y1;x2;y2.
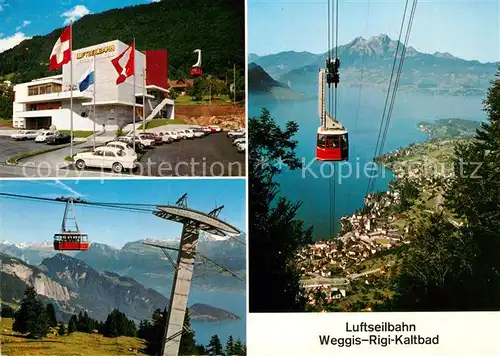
175;94;238;106
137;118;186;130
0;318;146;356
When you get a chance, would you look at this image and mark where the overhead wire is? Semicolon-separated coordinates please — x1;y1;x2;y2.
0;192;246;245
366;0;417;196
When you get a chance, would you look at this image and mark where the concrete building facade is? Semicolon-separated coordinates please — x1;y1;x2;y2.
13;40;174;131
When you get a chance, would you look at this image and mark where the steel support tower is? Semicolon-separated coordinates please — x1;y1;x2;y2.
143;194;240;356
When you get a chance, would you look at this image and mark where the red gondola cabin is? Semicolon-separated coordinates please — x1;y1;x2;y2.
190;66;203;76
316;127;348;161
54;232;89;251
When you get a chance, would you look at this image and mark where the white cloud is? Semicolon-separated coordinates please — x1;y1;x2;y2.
15;20;31;31
152;0;161;2
0;32;32;53
61;5;90;25
0;0;5;12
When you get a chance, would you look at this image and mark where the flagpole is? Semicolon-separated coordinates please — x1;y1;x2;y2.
93;54;96;150
143;67;146;134
70;22;74;158
132;38;136;151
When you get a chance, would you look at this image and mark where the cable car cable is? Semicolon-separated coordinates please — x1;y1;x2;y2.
368;0;417;194
365;0;412;196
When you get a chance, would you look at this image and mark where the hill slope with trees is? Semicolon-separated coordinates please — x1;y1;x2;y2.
0;0;244;83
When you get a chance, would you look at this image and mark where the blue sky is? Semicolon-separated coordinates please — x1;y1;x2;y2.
248;0;500;63
0;0;160;52
0;179;246;248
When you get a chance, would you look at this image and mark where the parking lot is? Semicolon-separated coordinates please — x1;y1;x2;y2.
0;129;245;177
0;136;45;163
137;132;245;176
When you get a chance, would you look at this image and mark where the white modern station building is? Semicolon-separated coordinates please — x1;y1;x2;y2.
12;40;174;131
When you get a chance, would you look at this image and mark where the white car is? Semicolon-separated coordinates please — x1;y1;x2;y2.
201;127;212;134
11;130;40;140
118;135;155;149
35;130;57;142
233;137;246;146
227;129;246;138
105;141;137;158
176;129;194;139
186;129;204;138
73;146;137;173
160;131;180;141
236;141;246;153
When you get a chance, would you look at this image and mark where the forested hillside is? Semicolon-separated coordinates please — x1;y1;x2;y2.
0;0;244;83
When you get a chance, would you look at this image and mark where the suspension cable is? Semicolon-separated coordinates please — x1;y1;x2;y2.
0;192;245;245
366;0;417;196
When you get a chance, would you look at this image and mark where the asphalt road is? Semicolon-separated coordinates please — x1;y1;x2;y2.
0;136;44;163
138;132;245;177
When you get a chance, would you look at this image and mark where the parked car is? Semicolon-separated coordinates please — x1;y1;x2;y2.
200;127;212;135
186;129;204;138
227;129;245;138
208;125;222;133
35;130;58;142
233;137;246;146
176;129;194;139
236;141;246;153
73;146;137;173
10;130;39;140
139;132;162;144
106;141;137;157
158;131;174;143
160;131;180;141
190;127;207;137
46;133;72;145
118;135;155;149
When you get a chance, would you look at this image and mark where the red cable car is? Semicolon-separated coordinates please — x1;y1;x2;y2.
316;127;348;161
316;68;348;161
53;198;89;251
190;49;202;77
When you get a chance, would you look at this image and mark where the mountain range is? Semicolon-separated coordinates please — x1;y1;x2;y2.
0;253;240;323
249;34;499;96
0;235;246;295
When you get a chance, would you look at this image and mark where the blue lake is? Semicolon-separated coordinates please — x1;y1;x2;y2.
249;85;486;239
189;288;246;346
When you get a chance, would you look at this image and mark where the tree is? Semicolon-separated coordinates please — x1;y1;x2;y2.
207;334;224;356
179;308;197;355
45;303;57;327
232;338;246;355
444;66;500;310
142;308;198;355
67;315;77;334
12;287;49;339
58;323;66;336
225;335;234;355
102;309;136;338
1;305;15;317
249;108;313;312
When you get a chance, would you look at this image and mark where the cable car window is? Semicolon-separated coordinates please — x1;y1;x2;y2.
326;136;338;148
317;135;326;148
341;134;348;147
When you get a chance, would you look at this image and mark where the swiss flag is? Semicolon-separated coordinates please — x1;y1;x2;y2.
49;26;71;71
111;42;135;85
